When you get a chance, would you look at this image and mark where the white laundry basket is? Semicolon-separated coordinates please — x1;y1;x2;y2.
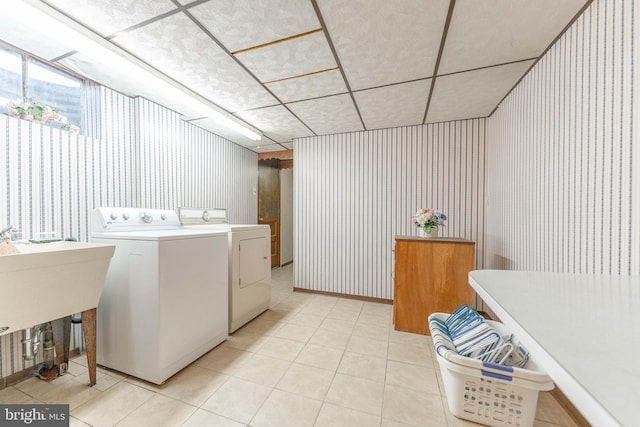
429;313;554;427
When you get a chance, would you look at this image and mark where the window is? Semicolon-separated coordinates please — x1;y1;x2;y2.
0;45;22;106
28;58;83;129
0;43;86;133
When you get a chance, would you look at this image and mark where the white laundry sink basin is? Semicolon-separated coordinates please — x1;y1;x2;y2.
0;241;115;336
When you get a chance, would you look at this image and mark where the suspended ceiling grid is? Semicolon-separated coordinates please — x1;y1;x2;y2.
0;0;590;152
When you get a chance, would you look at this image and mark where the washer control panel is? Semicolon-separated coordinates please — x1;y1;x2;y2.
92;207;181;231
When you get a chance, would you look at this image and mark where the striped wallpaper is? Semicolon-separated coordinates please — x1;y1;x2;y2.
0;87;257;379
294;119;486;300
485;0;639;275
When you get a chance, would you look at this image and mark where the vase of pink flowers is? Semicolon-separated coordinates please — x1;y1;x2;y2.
412;208;446;238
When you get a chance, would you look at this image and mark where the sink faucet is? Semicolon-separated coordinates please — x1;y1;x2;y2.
0;225;15;242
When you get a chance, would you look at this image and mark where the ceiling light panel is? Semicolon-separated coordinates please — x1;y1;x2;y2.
0;11;73;60
188;0;319;53
266;69;346;103
316;0;448;90
426;60;534;124
439;0;587;74
354;80;431;130
234;31;336;83
189;117;261;147
112;13;278;113
287;94;364;136
235;105;314;143
43;0;177;37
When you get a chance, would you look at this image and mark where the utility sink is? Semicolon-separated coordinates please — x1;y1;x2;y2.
0;241;115;336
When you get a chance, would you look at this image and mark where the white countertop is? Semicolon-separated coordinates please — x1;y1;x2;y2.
468;270;640;427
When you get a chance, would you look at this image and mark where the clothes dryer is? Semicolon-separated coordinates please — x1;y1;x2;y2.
179;208;271;332
91;207;228;384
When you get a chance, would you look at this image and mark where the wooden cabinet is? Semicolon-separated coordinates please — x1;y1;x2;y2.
393;237;475;335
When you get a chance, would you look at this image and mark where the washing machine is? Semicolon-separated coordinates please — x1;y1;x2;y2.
90;207;228;384
179;208;271;333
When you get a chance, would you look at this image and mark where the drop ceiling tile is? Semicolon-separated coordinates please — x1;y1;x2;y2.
265;69;347;103
354;80;430;130
426;60;534;124
235;106;314;143
112;13;278;112
280;142;293;150
235;31;336;83
44;0;177;37
439;0;586;74
287;94;364;136
188;0;319;53
316;0;448;90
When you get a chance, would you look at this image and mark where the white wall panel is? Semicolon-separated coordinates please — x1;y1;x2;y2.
294;119;486;300
485;0;639;275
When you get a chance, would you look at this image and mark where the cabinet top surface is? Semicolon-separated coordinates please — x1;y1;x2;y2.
395;236;474;244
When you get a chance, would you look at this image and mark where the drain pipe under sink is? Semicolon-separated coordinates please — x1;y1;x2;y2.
22;324;46;360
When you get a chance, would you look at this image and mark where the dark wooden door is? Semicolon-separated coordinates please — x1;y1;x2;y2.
258;159;280;268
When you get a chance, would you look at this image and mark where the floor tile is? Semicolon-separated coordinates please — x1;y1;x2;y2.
222;329;270;353
346;335;389;358
287;312;326;328
256;336;305;361
201;377;271;424
326;308;361;322
115;394;196;427
232;353;290;387
389;330;431;350
325;373;384;416
158;364;229;406
382;383;447;426
385;360;441;395
239;317;285;336
334;299;365;313
352;322;390;341
320;318;356;334
251;389;322;427
195;345;253;375
181;409;245;427
337;352;387;383
69;417;91;427
14;376;59;399
387;341;434;367
0;386;41;404
315;402;380;427
274;323;317;342
535;392;579;427
295;343;345;371
308;328;351;350
40;377;102;410
276;362;334;400
71;381;154;427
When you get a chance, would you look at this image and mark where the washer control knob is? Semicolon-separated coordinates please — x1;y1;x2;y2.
122;213;130;220
160;213;167;221
110;213;118;220
202;210;210;221
140;212;153;223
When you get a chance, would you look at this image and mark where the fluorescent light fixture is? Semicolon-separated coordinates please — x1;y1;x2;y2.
2;0;261;141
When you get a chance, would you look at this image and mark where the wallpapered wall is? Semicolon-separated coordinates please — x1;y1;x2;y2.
294;119;486;300
0;87;257;379
485;0;639;275
293;0;638;301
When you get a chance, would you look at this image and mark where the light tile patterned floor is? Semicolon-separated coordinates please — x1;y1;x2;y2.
0;264;579;427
